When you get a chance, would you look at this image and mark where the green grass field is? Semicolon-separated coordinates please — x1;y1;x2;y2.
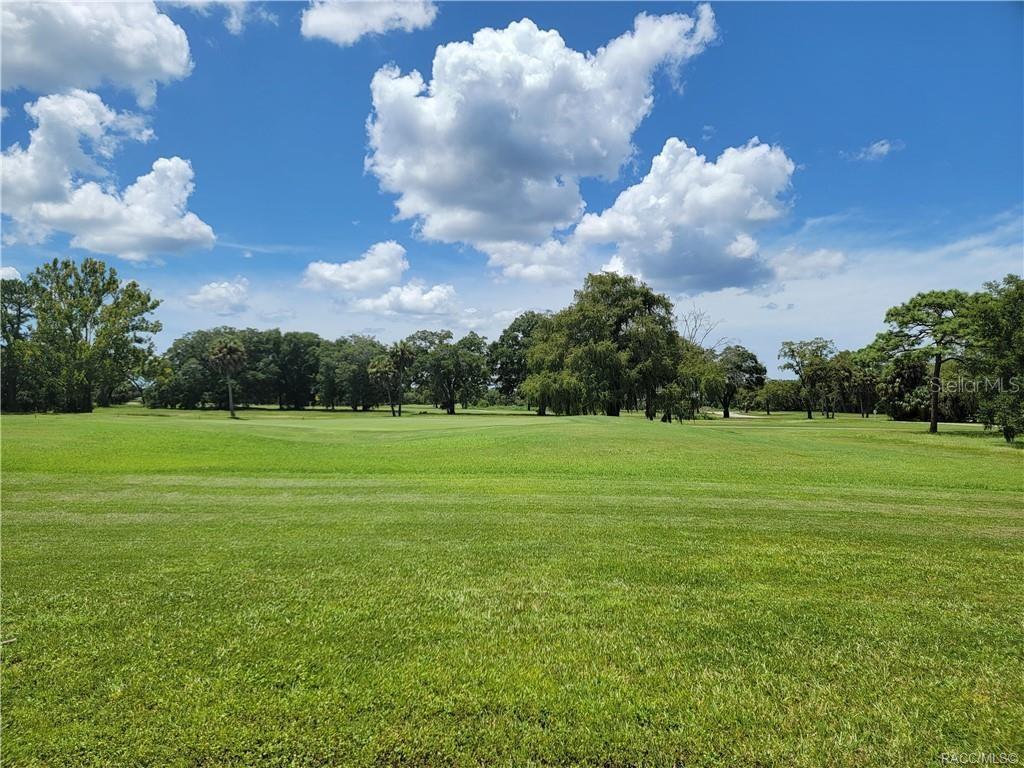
2;407;1022;766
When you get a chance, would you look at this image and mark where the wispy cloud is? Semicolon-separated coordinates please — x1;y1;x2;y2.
842;138;905;162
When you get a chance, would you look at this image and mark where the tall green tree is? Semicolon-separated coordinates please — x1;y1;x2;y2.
28;258;161;412
315;339;350;410
368;354;399;416
717;345;766;418
455;332;491;408
277;332;321;409
758;379;801;416
877;353;929;421
847;346;885;417
418;331;489;414
1;278;35;411
524;273;677;417
879;289;972;433
779;338;836;419
388;340;416;416
208;337;247;419
965;275;1024;442
488;310;545;400
675;340;722;420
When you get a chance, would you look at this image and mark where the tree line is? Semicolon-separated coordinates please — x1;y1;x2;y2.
2;258;1021;441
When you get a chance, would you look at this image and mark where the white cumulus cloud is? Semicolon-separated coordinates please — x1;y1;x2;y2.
1;90;215;260
366;5;717;279
354;281;456;315
303;240;409;292
1;2;192;107
574;137;795;293
301;0;437;46
0;266;22;280
187;277;250;315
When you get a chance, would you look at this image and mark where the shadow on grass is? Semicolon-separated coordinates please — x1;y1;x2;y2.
940;428;1023;448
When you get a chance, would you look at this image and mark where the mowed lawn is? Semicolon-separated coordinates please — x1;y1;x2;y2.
2;407;1022;767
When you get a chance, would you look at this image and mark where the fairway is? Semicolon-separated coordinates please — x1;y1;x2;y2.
2;408;1022;766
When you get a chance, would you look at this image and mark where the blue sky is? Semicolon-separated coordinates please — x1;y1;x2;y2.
2;1;1021;374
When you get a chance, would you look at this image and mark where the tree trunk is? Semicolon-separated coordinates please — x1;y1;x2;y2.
605;402;620;417
227;376;237;419
3;368;17;411
537;404;546;416
445;399;456;415
723;396;731;419
398;400;402;417
929;354;941;434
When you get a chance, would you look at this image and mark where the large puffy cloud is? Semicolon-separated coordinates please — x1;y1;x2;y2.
354;281;456;315
366;6;717;279
0;267;22;280
303;240;409;292
1;2;192;107
1;90;214;260
34;157;215;261
301;0;437;46
574;137;795;293
187;277;250;315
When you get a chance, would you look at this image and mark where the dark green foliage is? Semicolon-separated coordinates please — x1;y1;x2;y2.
277;332;321;409
6;258;1019;435
877;352;930;420
878;289;973;433
337;335;386;411
1;259;161;412
716;345;766;418
410;330;489;414
964;275;1024;442
488;310;546;398
1;278;37;411
756;378;803;415
778;337;837;419
524;273;679;417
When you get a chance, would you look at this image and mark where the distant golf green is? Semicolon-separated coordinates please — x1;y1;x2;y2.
2;407;1021;766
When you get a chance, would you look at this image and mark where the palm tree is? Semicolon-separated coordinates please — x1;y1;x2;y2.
368;354;397;416
389;340;415;416
208;337;247;418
